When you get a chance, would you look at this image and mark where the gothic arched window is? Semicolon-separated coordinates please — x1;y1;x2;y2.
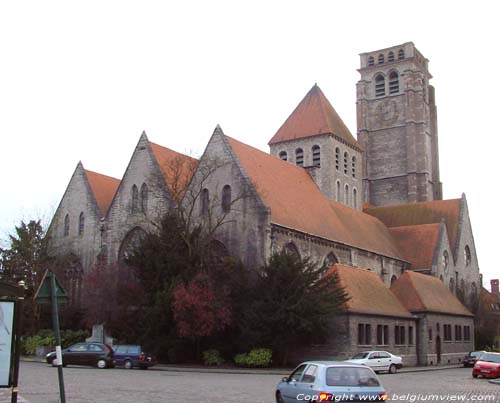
140;183;148;213
352;156;356;178
221;185;231;213
442;250;449;272
284;242;300;259
353;188;358;209
279;151;287;161
389;71;399;94
343;152;349;174
378;53;385;64
131;185;139;213
388;51;394;62
323;252;338;269
391;275;398;286
312;145;320;167
398;49;405;60
375;74;385;97
368;56;375;66
295;148;304;167
336;181;341;202
64;214;70;237
201;188;209;215
345;184;350;205
78;212;85;235
335;148;340;170
464;245;472;266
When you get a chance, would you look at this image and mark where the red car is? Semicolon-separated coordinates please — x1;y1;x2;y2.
472;352;500;379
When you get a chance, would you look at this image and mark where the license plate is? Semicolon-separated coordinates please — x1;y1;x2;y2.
480;370;490;373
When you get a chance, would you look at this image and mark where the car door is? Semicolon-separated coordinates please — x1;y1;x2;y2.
65;343;88;365
294;364;319;400
85;343;105;366
366;352;382;372
377;352;391;371
281;364;307;402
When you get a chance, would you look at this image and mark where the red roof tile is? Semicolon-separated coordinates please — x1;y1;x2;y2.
389;224;441;270
364;199;461;254
226;136;403;260
84;170;120;217
268;84;361;150
332;264;412;318
150;142;198;199
391;271;473;316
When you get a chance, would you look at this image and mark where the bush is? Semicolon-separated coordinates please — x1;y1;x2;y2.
202;349;224;366
234;348;272;367
21;329;90;355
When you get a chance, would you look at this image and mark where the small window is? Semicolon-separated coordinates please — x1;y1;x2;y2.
295;148;304;167
221;185;231;213
352;156;356;178
64;214;70;237
335;148;340;170
390;275;397;286
444;324;452;341
464;245;471;266
455;325;462;341
289;364;307;382
78;212;85;235
409;326;414;345
389;71;399;94
344;184;349;205
358;323;371;345
377;325;388;345
131;185;139;213
201;188;209;215
375;75;385;97
312;145;320;167
368;56;375;66
343;152;349;174
388;51;394;62
398;49;405;60
353;188;357;209
428;328;432;341
464;326;471;341
140;183;148;213
336;181;341;202
442;250;449;271
279;151;287;161
378;53;385;64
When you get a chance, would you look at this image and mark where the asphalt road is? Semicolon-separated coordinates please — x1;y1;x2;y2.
1;363;499;403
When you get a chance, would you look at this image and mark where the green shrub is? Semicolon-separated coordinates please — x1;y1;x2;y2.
202;349;224;366
234;348;272;367
61;329;90;349
234;353;248;366
21;329;89;355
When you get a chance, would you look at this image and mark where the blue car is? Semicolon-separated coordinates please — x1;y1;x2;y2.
276;361;388;402
112;344;156;369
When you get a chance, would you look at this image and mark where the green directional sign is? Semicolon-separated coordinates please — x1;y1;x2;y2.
33;270;68;305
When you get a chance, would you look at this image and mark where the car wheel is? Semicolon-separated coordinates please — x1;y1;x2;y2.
472;374;478;378
275;391;285;403
124;360;133;369
389;364;397;374
97;359;107;369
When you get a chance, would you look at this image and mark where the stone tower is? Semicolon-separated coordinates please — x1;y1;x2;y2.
356;42;442;207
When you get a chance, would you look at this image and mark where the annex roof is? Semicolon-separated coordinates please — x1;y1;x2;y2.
268;84;361;150
391;271;473;317
84;169;120;217
364;199;461;255
226;135;403;260
332;264;413;318
389;223;441;270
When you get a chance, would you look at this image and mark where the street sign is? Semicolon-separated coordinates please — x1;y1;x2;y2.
33;270;68;305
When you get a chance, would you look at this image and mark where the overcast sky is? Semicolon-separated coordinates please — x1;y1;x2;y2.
1;1;498;289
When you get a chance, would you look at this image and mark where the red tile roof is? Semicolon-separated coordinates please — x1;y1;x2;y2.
84;170;120;217
226;135;403;260
389;224;441;270
332;264;412;318
364;199;461;254
391;271;473;316
150;142;198;200
268;84;361;150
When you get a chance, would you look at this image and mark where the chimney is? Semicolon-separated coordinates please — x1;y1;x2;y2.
491;279;499;295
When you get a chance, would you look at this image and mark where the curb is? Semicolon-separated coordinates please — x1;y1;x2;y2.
489;379;500;385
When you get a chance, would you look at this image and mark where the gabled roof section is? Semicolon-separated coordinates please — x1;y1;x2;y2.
84;169;120;217
149;141;198;199
226;135;403;260
391;271;473;317
389;223;441;270
332;264;413;318
268;84;361;150
364;199;461;257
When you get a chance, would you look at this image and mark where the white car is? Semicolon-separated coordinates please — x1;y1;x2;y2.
345;351;403;374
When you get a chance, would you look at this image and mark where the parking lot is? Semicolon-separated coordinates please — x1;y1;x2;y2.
2;362;499;403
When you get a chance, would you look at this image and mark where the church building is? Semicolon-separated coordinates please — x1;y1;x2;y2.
46;42;480;366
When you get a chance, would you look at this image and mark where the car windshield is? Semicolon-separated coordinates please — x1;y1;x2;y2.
326;367;380;387
351;353;369;359
480;353;500;363
470;351;483;357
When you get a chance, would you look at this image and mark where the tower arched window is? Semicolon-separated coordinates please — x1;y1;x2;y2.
131;185;139;213
388;51;394;62
336;181;341;202
312;145;320;167
353;188;358;209
279;151;287;161
391;275;398;286
201;188;209;215
295;148;304;167
389;71;399;94
378;53;385;64
375;74;385;97
335;148;340;170
284;242;300;259
78;212;85;235
345;184;350;205
140;183;148;213
442;250;449;272
464;245;471;266
343;152;349;174
323;252;338;268
221;185;231;213
398;49;405;60
368;56;375;66
352;156;356;178
64;214;70;237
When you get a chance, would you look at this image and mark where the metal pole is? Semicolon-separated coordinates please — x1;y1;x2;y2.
10;282;24;403
49;271;66;403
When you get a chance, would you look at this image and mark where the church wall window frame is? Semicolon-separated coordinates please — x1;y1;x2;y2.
312;145;321;167
358;323;372;346
398;49;405;60
388;71;400;94
335;147;340;170
131;184;139;213
64;214;70;237
295;148;304;167
351;156;356;178
221;184;232;213
201;188;210;216
140;183;148;213
388;51;394;62
78;212;85;236
343;152;349;175
279;151;287;161
344;184;350;206
378;53;385;64
368;56;375;66
284;242;301;259
375;74;385;97
353;188;358;209
336;180;341;202
377;324;389;346
464;245;471;266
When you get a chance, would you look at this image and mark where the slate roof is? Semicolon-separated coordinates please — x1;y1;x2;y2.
226;135;403;260
268;84;361;150
84;169;120;217
364;199;461;256
391;271;473;317
332;264;413;318
389;224;441;270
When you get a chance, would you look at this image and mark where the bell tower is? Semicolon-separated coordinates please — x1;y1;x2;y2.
356;42;442;207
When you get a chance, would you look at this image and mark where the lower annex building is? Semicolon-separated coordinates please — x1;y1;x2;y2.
46;42;480;366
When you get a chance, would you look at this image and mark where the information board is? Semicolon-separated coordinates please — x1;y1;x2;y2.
0;301;14;387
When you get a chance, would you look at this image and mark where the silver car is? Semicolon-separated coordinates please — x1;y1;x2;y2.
276;361;388;402
345;351;403;374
